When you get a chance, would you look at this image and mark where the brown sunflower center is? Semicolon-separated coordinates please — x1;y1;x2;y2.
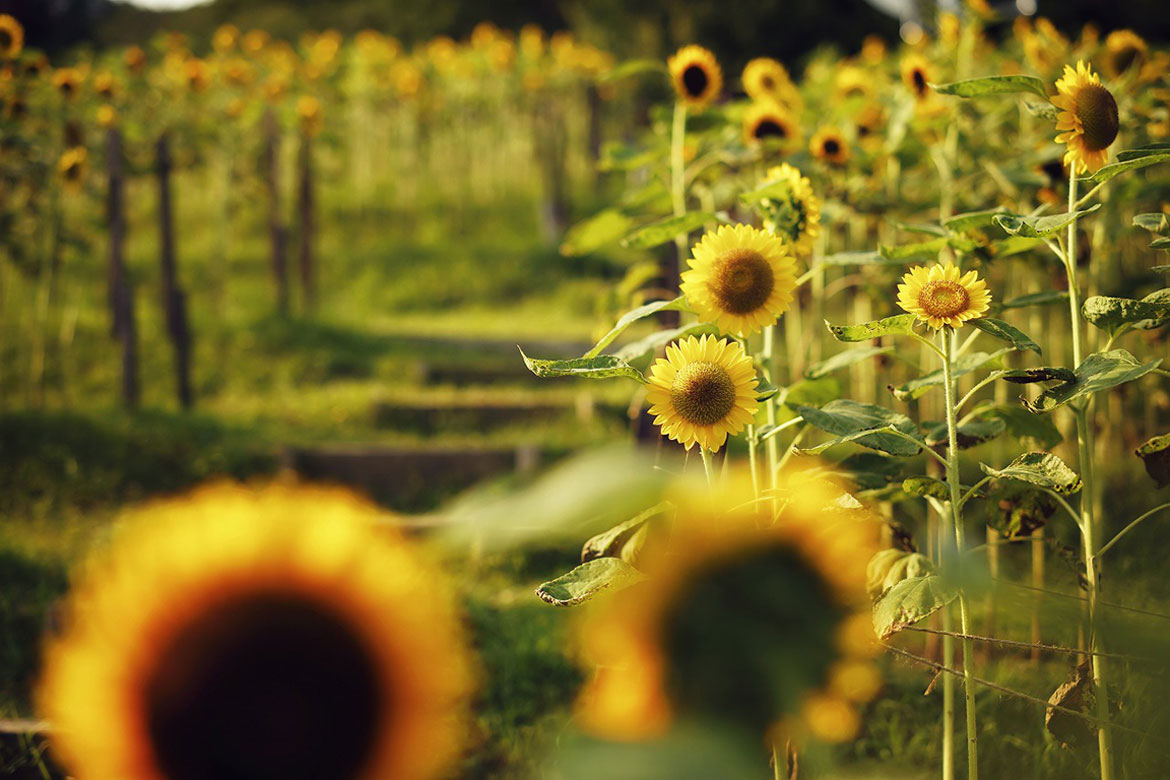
911;69;927;97
1074;83;1119;152
670;361;738;426
761;74;775;90
823;138;840;156
0;30;12;51
753;119;786;139
917;279;970;319
682;64;709;97
1110;46;1141;74
710;248;775;315
144;591;385;780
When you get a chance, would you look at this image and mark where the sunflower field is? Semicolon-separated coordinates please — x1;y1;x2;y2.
2;3;1170;779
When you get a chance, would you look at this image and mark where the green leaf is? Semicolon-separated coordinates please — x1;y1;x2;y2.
584;296;690;358
924;418;1007;449
1024;101;1059;121
535;558;648;606
1117;142;1170;162
1133;213;1169;234
797;399;922;456
980;451;1082;494
827;314;917;342
879;236;976;260
867;549;936;599
1025;349;1162;412
755;379;779;402
902;477;952;501
620;212;718;249
839;452;905;492
521;350;647;383
1082;292;1170;333
581;502;671;564
560;209;638;256
944;207;1011;233
1000;291;1069;310
993;204;1102;238
873;575;958;639
999;367;1077;384
781;376;841;410
1081;150;1170;184
994;236;1045;257
889;350;1009;402
613;322;719;365
1135;433;1170;489
1152;238;1170;251
600;58;667;83
933;75;1048;99
804;346;894;379
979;404;1064;449
970;317;1042;354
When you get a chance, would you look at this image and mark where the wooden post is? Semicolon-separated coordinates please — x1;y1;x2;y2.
156;134;193;409
107;127;138;408
296;131;315;312
263;109;289;316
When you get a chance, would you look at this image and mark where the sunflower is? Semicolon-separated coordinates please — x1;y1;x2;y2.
860;35;886;65
38;482;473;780
1104;30;1146;78
741;57;795;104
742;100;798;149
213;24;239;54
668;45;722;109
52;67;82;99
57;147;87;191
96;104;116;129
901;53;932;101
1052;60;1119;174
93;71;116;99
298;94;323;137
757;163;821;258
854;102;885;146
681;224;799;336
810;127;850;165
0;14;23;60
124;46;147;74
834;65;874;102
575;470;880;744
645;335;759;452
897;263;992;330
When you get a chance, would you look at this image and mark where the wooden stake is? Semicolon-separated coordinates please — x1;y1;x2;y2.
263;109;289;316
107;127;138;408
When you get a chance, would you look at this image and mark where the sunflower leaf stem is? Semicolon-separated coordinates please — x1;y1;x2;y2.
1095;503;1170;561
909;332;946;360
1073;179;1109;211
763;324;780;495
775;424;806;476
954;328;981;359
956;373;1003;413
941;328;979;780
958;476;995;510
699;446;716;487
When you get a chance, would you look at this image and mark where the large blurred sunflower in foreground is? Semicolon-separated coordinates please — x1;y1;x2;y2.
575;471;881;744
0;14;23;60
38;482;473;780
668;45;722;109
1052;60;1119;174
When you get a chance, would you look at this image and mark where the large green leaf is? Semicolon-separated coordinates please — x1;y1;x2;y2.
560;209;638;256
620;212;719;249
1082;291;1170;333
1081;149;1170;184
924;418;1007;449
536;558;648;606
585;296;691;358
994;204;1102;238
888;350;1008;401
1024;349;1162;412
979;404;1064;449
581;502;672;565
781;376;841;410
1000;291;1069;310
521;350;646;382
797;399;922;456
872;575;958;639
826;314;917;342
866;549;936;599
970;317;1042;354
1134;213;1170;235
999;367;1077;384
1135;433;1170;489
613;322;720;365
980;452;1082;494
944;207;1011;233
804;346;894;379
933;75;1048;99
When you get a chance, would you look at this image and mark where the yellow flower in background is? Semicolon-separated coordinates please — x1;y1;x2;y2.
668;45;722;109
742;100;798;149
682;224;798;337
96;104;117;128
854;101;885;146
741;57;795;103
645;335;759;452
901;53;932;101
0;14;24;60
834;64;874;102
810;127;850;165
93;71;116;99
212;23;239;54
759;163;821;258
860;35;886;65
57;147;87;191
897;263;992;329
298;94;323;137
241;29;270;55
1104;29;1147;78
52;68;83;99
123;46;147;74
38;482;473;780
575;471;880;743
1052;60;1119;174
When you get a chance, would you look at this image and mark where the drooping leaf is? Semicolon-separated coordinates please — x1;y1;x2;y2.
1135;433;1170;489
993;204;1102;238
755;379;780;402
872;575;958;639
1152;238;1170;250
797;399;922;456
866;549;936;600
584;296;691;358
888;350;1009;401
804;346;894;379
901;477;952;501
781;376;841;410
970;317;1042;354
614;322;720;365
999;367;1077;384
1134;213;1170;234
1024;101;1059;121
1133;288;1170;329
980;451;1082;494
826;314;917;342
933;75;1048;99
979;404;1064;449
1082;291;1170;333
1081;149;1170;184
879;236;976;260
581;502;672;564
924;418;1007;449
1024;349;1162;412
838;452;905;492
560;209;638;256
1117;142;1170;162
521;350;646;382
620;212;719;249
999;291;1069;310
944;207;1011;233
536;558;648;607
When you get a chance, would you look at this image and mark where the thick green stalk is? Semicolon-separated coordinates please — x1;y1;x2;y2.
942;329;979;780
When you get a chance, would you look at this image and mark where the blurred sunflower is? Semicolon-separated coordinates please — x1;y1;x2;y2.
1052;60;1119;173
575;471;880;743
681;223;799;336
860;35;886;65
93;71;116;99
57;147;87;191
38;482;473;780
901;54;932;101
297;95;323;138
1104;30;1146;78
854;102;885;147
897;263;991;329
741;57;795;104
645;334;759;452
52;67;82;99
810;127;849;165
834;65;874;102
758;163;821;258
96;104;116;129
124;46;147;74
0;14;23;60
668;45;722;109
212;24;239;54
742;100;798;149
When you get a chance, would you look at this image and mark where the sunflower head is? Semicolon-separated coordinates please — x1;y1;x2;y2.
757;163;821;258
0;14;24;60
834;65;874;102
901;54;932;101
742;100;798;150
1052;60;1119;173
897;263;992;330
860;35;886;65
38;482;473;780
810;127;850;166
124;46;147;73
97;104;117;128
57;147;87;191
741;57;796;103
668;45;722;109
575;470;880;744
213;23;239;53
1104;30;1146;77
52;68;82;99
646;335;759;452
681;224;799;336
297;94;323;137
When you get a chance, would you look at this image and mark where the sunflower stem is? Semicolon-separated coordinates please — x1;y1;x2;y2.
699;446;715;487
941;328;979;780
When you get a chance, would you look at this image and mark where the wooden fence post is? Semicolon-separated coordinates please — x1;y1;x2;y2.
297;131;315;312
107;127;138;408
263;109;289;316
156;133;193;409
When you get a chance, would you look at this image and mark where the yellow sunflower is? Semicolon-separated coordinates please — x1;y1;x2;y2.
1104;29;1146;78
213;23;239;54
124;46;147;74
897;263;992;330
0;14;23;60
52;67;82;99
758;163;821;258
901;53;932;101
645;335;759;452
681;223;799;336
575;470;880;744
1052;60;1119;174
810;127;850;165
741;57;790;100
38;482;473;780
298;94;323;137
742;100;798;149
93;71;116;99
57;147;87;191
668;45;722;109
834;65;874;102
97;104;117;129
